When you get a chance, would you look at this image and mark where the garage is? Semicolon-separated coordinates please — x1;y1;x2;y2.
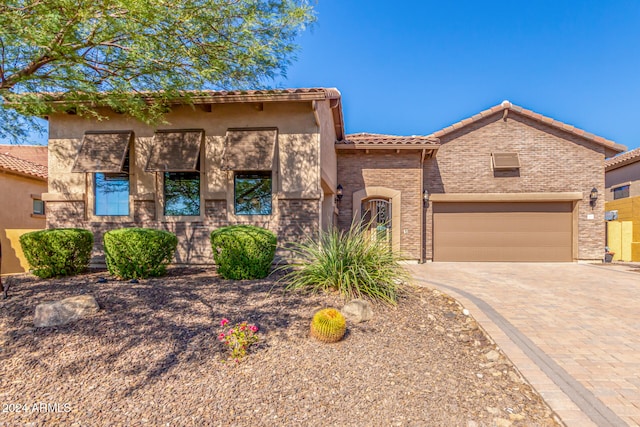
433;202;574;262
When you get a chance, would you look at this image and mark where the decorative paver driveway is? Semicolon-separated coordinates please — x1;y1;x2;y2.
408;263;640;427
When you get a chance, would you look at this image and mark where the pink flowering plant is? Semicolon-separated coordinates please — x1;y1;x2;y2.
217;318;260;361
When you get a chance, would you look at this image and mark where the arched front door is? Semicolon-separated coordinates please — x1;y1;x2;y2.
361;198;392;247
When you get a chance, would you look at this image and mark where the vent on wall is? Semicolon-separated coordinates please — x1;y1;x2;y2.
492;152;520;170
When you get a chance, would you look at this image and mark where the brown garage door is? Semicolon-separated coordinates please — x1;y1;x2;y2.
433;202;573;262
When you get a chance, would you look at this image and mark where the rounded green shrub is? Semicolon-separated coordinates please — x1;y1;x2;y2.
103;228;177;280
310;308;347;343
19;228;94;279
210;225;277;280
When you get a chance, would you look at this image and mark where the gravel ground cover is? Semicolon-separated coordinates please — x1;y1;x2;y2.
0;268;561;426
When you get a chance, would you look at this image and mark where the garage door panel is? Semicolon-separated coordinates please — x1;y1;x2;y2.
435;245;572;262
433;202;573;262
439;230;572;247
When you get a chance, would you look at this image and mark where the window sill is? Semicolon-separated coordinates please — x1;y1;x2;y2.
159;215;205;223
30;214;46;219
89;215;135;223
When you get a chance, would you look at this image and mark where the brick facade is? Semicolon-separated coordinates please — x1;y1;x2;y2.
47;198;321;265
338;111;608;262
423;112;605;261
337;151;423;259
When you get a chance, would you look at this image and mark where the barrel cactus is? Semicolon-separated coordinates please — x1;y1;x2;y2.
310;308;347;343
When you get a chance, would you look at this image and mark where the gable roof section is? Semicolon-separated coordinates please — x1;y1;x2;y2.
0;152;48;180
605;147;640;171
426;101;626;154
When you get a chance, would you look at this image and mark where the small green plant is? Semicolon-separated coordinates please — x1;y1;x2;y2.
310;308;347;343
217;318;260;362
282;221;410;305
19;228;93;278
210;225;276;280
103;228;177;279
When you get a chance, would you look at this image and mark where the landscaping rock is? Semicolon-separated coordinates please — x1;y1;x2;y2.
34;295;99;327
341;299;373;323
485;349;500;362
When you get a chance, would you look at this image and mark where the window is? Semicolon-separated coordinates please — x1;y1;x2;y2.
234;172;272;215
164;172;200;216
613;185;630;200
95;173;130;215
33;199;45;215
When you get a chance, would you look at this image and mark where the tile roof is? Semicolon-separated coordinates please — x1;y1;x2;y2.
426;101;626;153
37;87;341;104
0;152;48;180
0;145;48;167
339;133;440;146
605;147;640;171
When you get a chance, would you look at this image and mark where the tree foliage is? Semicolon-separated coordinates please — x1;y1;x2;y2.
0;0;315;141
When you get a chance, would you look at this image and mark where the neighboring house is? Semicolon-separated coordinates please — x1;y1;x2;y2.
44;90;624;264
0;146;48;274
604;147;640;261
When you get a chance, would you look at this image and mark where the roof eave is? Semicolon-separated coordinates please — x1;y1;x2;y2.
335;144;440;151
428;103;625;154
0;167;47;181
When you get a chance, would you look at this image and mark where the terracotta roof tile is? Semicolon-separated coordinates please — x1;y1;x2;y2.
0;152;48;180
340;133;440;146
605;147;640;170
37;87;341;103
425;101;626;153
0;145;48;167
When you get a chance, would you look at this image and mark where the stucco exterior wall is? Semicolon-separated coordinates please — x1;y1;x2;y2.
605;161;640;200
605;161;640;261
316;100;339;231
423;112;606;261
46;101;326;264
0;172;46;274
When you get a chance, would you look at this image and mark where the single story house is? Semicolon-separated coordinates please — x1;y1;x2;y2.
604;147;640;261
0;146;48;274
43;89;625;264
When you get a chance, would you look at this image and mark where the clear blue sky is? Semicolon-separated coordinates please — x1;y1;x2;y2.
277;1;640;151
8;1;640;151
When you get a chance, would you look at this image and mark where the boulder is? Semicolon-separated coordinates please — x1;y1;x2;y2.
34;295;99;328
341;299;373;323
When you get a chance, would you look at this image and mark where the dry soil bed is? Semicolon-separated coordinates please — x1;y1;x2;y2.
0;268;561;426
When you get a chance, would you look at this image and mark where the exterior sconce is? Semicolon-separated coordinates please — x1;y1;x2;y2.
423;189;430;206
589;187;598;207
336;184;343;203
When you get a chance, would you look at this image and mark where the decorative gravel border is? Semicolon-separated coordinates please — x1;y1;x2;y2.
0;268;560;426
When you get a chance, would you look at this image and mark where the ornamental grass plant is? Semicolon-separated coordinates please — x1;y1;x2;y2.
282;221;410;305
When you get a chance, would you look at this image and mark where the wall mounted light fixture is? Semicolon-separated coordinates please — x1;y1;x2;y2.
423;189;430;206
589;187;598;207
336;184;343;203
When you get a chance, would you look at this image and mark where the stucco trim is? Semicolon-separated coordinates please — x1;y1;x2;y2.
132;193;156;201
352;186;401;253
277;191;322;200
429;192;583;202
